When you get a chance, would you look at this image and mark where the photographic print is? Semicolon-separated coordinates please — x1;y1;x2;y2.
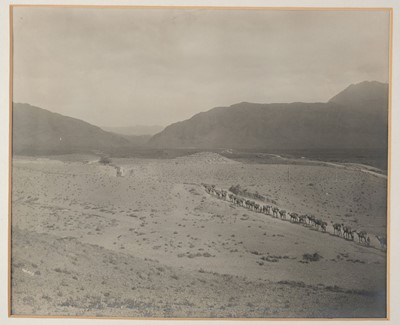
10;5;390;319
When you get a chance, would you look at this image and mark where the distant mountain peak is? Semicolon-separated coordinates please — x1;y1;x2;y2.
329;81;388;105
231;101;252;106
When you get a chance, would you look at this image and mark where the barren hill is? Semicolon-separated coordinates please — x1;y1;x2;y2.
149;81;388;150
12;103;130;155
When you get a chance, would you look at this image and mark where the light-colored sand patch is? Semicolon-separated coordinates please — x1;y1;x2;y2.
174;152;238;164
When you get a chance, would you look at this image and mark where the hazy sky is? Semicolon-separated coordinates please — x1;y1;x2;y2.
13;7;390;127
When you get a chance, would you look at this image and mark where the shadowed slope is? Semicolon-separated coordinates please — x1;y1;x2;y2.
13;103;130;155
149;81;388;150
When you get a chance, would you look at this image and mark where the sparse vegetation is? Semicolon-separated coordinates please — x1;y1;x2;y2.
99;156;112;165
302;252;323;262
11;146;387;318
229;184;266;202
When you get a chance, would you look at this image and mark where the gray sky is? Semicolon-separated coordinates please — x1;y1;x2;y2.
13;7;390;127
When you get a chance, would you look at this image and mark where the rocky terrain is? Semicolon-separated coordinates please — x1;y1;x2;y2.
11;152;387;318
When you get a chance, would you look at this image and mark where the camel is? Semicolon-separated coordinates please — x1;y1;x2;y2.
342;225;350;239
307;215;316;227
298;215;307;224
244;200;249;209
236;198;244;207
375;235;387;250
332;223;342;236
343;226;356;240
314;218;322;230
221;190;227;200
313;219;327;232
290;212;299;223
356;230;368;244
320;221;327;232
204;184;216;196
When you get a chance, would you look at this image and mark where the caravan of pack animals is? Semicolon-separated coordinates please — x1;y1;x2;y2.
203;184;387;250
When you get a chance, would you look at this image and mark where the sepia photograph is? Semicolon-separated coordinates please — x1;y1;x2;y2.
8;4;391;319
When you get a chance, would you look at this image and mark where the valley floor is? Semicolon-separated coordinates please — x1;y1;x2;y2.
10;153;388;318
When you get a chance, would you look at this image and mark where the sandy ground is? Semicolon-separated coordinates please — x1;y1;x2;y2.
10;152;387;318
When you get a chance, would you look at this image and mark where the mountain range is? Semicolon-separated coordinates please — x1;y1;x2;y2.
101;125;164;136
149;81;388;150
12;81;388;155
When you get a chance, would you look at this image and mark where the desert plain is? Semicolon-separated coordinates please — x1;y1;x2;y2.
10;152;387;318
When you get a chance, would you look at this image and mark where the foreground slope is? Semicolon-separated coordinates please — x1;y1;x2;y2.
149;81;388;150
11;153;387;317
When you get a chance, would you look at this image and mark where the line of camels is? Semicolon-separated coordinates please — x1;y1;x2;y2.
202;184;387;251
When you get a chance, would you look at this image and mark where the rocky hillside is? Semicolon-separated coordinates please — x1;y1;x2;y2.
12;103;130;155
149;81;388;150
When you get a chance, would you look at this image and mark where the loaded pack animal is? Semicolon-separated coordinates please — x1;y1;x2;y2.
375;235;387;250
262;205;268;215
237;198;245;207
307;215;316;227
356;230;368;244
216;190;225;200
297;215;307;224
313;218;321;230
343;226;356;241
290;212;299;223
221;190;228;200
320;221;328;232
279;210;286;220
332;223;342;236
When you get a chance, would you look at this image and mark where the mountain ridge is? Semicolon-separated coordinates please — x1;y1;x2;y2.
12;81;389;154
149;81;388;150
12;103;130;155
